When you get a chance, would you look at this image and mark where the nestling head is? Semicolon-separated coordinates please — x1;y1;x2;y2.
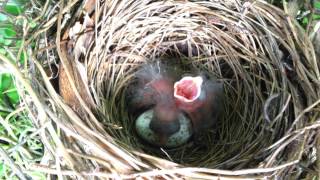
174;76;203;103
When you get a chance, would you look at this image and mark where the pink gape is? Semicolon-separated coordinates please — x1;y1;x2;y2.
174;76;203;102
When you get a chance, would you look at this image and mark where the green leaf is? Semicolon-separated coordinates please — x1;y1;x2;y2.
28;21;37;29
0;24;16;39
0;34;13;46
6;88;20;105
0;111;9;117
4;27;16;37
0;74;20;105
19;51;26;65
302;17;309;27
3;1;23;16
313;14;320;20
0;74;13;92
0;34;6;45
4;5;22;16
0;13;8;22
0;48;6;55
15;40;22;47
315;2;320;9
0;163;4;176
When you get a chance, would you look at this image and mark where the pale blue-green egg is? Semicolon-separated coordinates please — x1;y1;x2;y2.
135;109;193;148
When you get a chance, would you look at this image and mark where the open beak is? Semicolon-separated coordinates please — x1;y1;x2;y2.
174;76;203;103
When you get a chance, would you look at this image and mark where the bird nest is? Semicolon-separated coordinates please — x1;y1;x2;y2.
8;0;320;179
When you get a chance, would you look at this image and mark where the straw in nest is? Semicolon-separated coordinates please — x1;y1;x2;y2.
3;0;320;179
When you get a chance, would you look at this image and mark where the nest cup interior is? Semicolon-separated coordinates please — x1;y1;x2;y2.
99;52;285;168
83;1;317;169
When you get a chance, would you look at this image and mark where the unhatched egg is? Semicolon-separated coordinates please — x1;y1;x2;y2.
135;109;193;148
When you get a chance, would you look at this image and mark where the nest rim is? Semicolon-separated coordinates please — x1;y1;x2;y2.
13;0;320;179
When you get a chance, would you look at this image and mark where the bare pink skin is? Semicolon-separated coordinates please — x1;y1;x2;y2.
174;77;202;102
174;76;223;133
149;78;180;145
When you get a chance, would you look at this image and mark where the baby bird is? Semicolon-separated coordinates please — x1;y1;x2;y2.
174;74;223;134
127;62;223;147
127;62;186;146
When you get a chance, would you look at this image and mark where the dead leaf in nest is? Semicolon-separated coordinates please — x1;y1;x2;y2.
59;62;96;114
59;12;96;118
68;14;95;60
69;22;82;40
84;0;96;14
83;13;94;28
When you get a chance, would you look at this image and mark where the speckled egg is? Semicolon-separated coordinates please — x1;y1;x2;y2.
135;109;193;148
